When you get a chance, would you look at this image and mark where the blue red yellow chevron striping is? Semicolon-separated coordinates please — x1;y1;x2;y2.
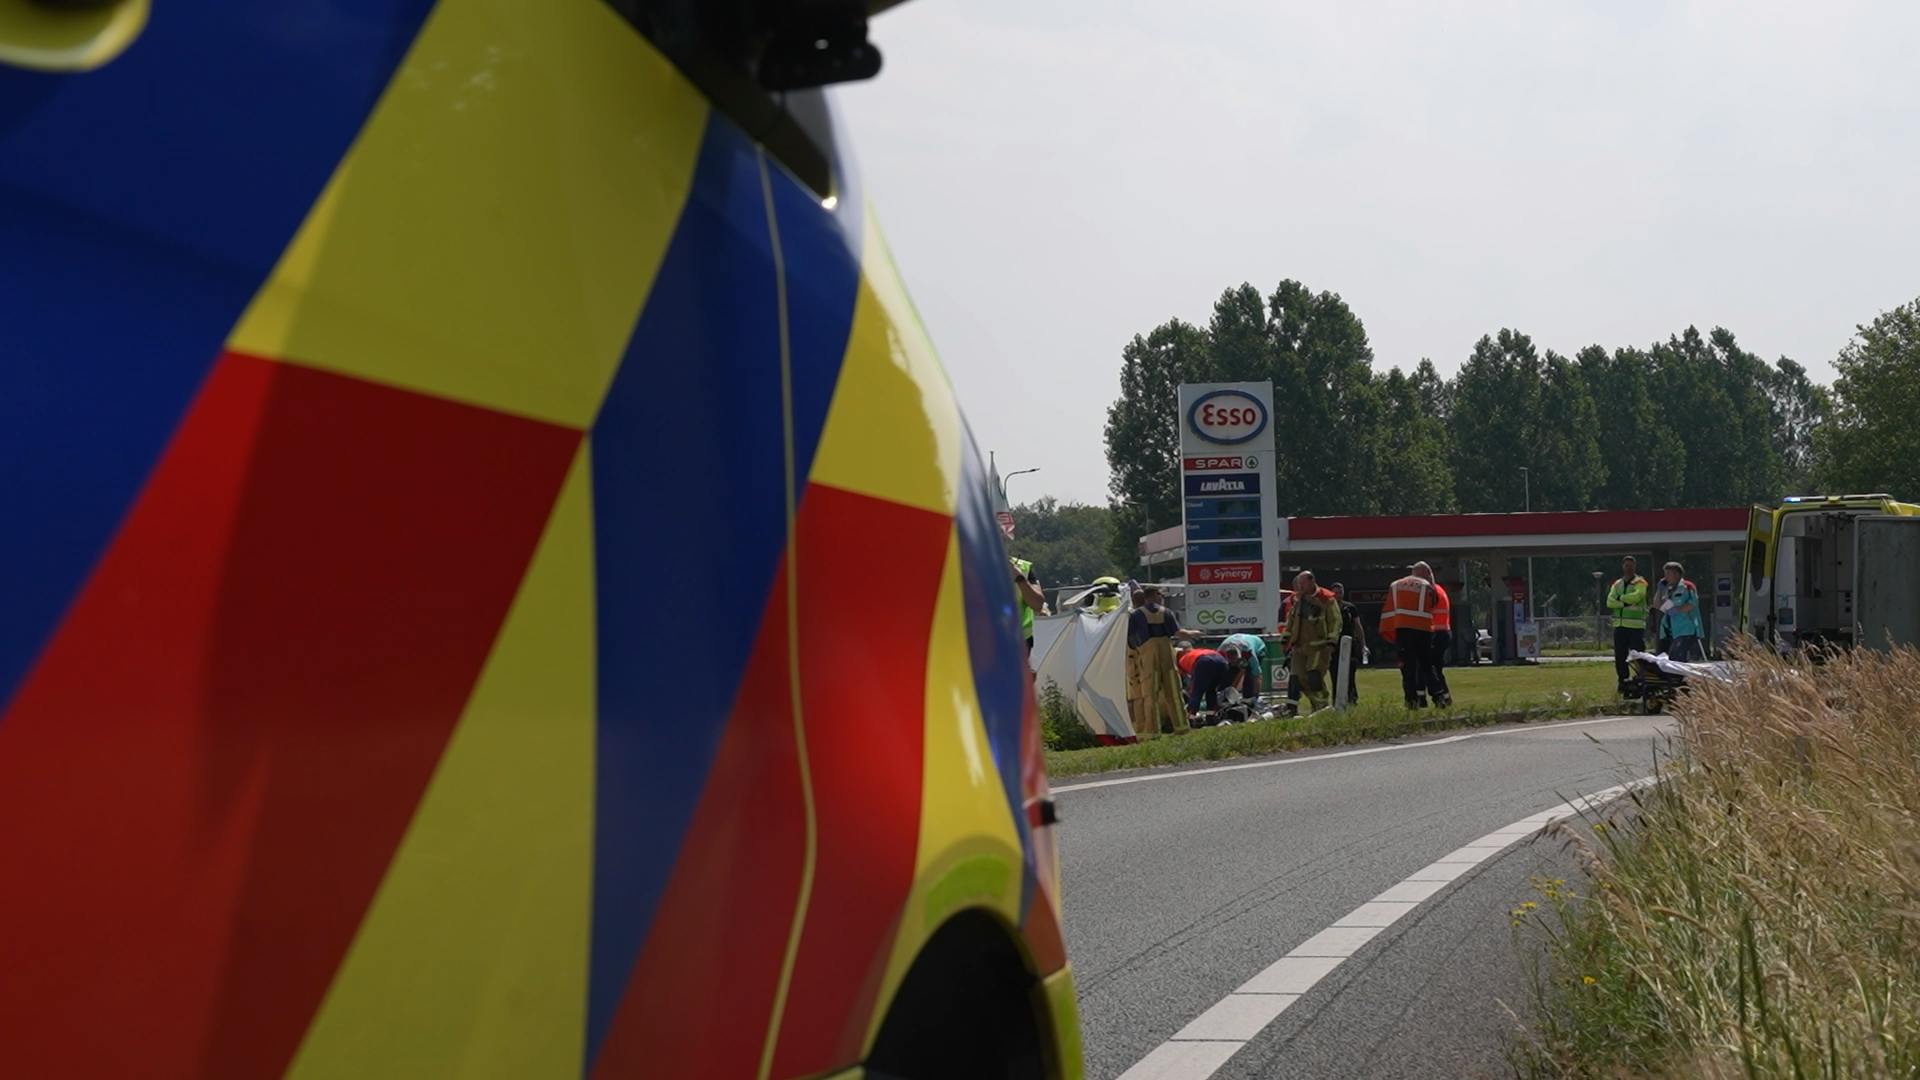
767;145;863;486
591;563;809;1079
956;422;1043;912
0;352;578;1077
770;482;954;1076
0;5;1078;1076
583;112;791;1065
0;0;434;713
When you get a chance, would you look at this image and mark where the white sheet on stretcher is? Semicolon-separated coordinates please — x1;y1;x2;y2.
1628;650;1737;683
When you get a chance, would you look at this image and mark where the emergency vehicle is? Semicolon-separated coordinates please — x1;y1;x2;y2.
0;2;1078;1077
1739;495;1920;651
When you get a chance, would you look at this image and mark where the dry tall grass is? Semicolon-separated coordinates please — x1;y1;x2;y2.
1518;642;1920;1078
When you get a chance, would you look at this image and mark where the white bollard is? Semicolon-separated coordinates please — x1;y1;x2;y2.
1335;636;1353;711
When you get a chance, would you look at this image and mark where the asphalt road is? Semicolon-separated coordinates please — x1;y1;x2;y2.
1056;714;1673;1080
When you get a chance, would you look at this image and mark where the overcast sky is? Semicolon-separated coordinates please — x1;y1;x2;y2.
834;0;1920;507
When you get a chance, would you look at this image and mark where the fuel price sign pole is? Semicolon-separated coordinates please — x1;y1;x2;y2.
1177;382;1280;634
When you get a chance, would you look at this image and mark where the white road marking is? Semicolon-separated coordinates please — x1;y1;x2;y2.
1120;1040;1243;1080
1374;879;1446;903
1332;901;1418;928
1405;861;1476;883
1052;714;1655;795
1172;994;1300;1041
1052;735;1475;794
1114;778;1657;1080
1238;955;1343;995
1288;925;1385;957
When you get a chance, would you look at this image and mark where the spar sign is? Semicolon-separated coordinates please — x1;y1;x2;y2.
1178;382;1279;632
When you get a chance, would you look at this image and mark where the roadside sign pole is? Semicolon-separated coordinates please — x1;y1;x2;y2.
1176;381;1279;638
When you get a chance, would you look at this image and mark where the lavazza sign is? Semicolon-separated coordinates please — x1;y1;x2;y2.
1176;382;1280;632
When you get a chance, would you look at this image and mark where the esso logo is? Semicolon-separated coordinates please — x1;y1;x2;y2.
1188;389;1268;445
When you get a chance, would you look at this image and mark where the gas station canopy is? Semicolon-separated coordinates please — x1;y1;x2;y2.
1140;508;1752;661
1140;508;1749;566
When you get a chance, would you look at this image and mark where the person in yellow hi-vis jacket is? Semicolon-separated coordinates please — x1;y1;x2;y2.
1010;556;1045;655
1126;586;1195;737
1606;555;1650;694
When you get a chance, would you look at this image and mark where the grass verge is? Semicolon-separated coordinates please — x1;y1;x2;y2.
1513;643;1920;1078
1542;646;1611;658
1044;661;1619;780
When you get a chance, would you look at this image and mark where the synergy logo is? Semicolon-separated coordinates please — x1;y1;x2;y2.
1189;562;1263;584
1187;388;1269;445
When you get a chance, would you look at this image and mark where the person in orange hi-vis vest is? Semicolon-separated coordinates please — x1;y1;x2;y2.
1378;564;1438;708
1417;561;1453;707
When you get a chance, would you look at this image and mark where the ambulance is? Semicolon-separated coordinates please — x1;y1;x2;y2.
1738;495;1920;651
0;2;1078;1077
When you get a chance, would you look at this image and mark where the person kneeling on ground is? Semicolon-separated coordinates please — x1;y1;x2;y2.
1176;645;1233;721
1222;631;1269;697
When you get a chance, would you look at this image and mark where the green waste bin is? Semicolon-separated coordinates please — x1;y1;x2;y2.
1260;635;1286;693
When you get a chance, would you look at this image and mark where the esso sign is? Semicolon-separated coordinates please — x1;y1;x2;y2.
1187;389;1268;445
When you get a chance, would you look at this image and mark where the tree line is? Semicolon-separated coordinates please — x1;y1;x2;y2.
1006;497;1118;590
1102;282;1920;569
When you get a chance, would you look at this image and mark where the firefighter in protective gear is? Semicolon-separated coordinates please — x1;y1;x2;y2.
1125;586;1152;733
1379;565;1438;707
1126;586;1193;737
1284;571;1343;712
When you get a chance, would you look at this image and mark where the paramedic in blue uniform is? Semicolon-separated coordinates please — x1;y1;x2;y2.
1659;562;1705;661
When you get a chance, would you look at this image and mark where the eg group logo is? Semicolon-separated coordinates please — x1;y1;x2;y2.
1195;609;1230;626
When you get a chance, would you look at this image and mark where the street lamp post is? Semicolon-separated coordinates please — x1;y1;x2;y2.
1520;467;1535;623
1001;467;1040;506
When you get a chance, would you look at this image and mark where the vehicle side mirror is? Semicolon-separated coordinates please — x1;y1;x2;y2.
758;0;882;90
